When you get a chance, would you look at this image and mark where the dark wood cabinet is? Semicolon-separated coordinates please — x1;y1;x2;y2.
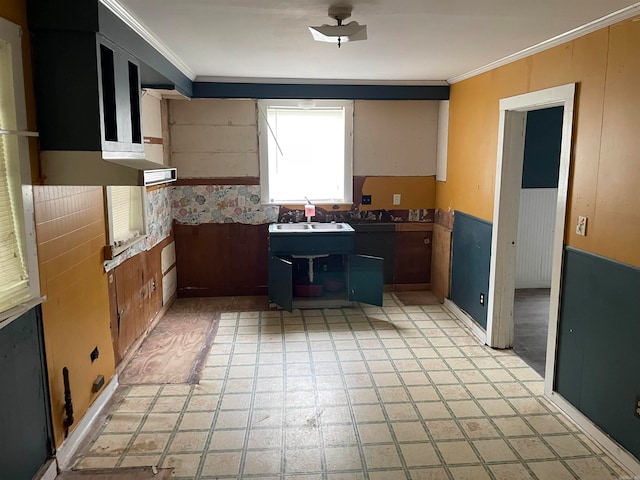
394;228;433;285
109;248;162;363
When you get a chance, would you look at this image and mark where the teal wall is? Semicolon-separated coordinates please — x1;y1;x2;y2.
450;211;492;329
555;247;640;459
522;106;563;189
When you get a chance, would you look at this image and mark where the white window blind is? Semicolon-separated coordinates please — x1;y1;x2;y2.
259;100;353;204
108;186;145;246
0;36;30;312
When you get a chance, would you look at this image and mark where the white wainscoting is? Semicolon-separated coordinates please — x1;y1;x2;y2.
515;188;557;288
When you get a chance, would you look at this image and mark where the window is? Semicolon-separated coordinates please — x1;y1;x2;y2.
105;186;147;255
258;99;353;204
0;18;40;318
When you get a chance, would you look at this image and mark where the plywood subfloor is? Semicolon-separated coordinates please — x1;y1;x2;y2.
394;290;440;306
57;467;173;479
119;296;270;385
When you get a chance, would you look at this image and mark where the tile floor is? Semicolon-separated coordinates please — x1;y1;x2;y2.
74;294;634;479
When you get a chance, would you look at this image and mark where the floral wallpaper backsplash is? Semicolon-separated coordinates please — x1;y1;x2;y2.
172;185;279;225
104;186;173;272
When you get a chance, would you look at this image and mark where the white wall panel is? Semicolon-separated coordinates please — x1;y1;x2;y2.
515;188;557;288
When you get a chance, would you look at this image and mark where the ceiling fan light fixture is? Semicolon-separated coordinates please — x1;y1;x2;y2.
309;6;367;47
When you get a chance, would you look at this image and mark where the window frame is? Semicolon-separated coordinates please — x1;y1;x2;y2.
258;99;354;205
0;18;42;324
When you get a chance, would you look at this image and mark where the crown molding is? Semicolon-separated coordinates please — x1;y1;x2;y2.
448;2;640;84
100;0;196;80
195;76;448;86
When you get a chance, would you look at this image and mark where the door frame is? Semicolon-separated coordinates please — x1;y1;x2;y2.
486;84;575;395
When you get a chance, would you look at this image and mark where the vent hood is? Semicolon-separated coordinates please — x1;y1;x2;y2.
40;151;177;187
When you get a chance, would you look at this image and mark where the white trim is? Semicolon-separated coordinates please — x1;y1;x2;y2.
436;100;449;182
33;459;57;480
0;129;38;137
549;391;640;477
55;374;119;470
444;299;487;345
99;0;196;81
0;295;46;329
448;2;640;84
196;76;449;86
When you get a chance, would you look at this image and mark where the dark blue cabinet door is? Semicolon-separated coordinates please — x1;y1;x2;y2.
269;255;293;312
348;254;384;306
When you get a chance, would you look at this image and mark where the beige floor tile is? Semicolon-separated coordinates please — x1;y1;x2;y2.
465;383;500;399
358;422;394;444
127;385;161;397
384;403;419;421
76;456;119;469
495;382;531;398
508;397;549;415
455;370;489;384
478;398;516;416
162;453;202;477
169;431;208;452
363;444;402;469
566;457;620;480
526;415;569;435
285;448;323;473
88;433;132;455
408;467;449;480
372;372;403;387
179;411;215;430
369;471;407;480
400;443;441;467
460;419;500;439
392;422;429;442
209;428;246;450
482;369;515;383
353;404;386;423
493;416;535;437
201;451;242;476
251;408;283;428
426;420;465;440
215;409;250;429
140;413;180;432
162;385;192;396
544;434;591;457
151;395;187;413
243;449;282;475
286;427;321;448
128;432;170;454
448;465;491;480
102;413;144;433
473;438;518;462
416;402;452;420
508;437;555;460
447;400;484;418
323;424;357;446
437;440;479;465
324;446;363;470
489;462;534;480
427;371;459;385
348;387;379;404
322;405;353;424
220;392;252;410
247;427;282;449
527;460;575;480
116;396;154;413
377;386;410;403
407;385;440;402
436;384;471;400
119;454;161;468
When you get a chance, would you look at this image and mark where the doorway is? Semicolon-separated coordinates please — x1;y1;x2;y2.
513;106;564;376
485;85;575;395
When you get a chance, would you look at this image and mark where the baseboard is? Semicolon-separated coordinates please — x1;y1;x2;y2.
444;298;487;344
393;283;431;292
55;374;119;470
548;391;640;477
32;458;57;480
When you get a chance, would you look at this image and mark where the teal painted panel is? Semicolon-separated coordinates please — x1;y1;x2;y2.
522;107;563;188
269;256;293;312
348;254;384;306
555;247;640;459
0;306;52;479
450;212;492;329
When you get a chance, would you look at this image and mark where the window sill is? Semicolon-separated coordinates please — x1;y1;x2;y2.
0;296;47;331
104;234;148;260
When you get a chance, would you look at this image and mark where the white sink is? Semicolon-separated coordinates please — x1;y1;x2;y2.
311;223;345;230
269;222;354;233
274;223;312;231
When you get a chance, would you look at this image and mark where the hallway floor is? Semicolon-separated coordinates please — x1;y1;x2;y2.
73;294;631;479
513;289;551;377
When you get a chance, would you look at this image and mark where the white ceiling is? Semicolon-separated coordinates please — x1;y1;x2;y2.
116;0;639;83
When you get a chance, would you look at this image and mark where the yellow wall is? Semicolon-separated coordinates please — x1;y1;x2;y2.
361;176;436;211
2;0;116;448
437;18;640;267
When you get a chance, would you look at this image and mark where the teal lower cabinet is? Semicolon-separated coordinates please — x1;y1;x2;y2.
268;223;383;311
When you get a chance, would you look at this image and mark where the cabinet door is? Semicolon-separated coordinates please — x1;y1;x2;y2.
394;231;432;284
269;255;293;312
348;254;384;306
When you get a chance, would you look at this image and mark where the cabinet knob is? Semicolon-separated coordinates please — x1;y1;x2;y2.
424;238;430;245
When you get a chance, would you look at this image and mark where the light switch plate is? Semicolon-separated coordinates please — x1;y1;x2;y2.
393;194;401;205
576;215;588;236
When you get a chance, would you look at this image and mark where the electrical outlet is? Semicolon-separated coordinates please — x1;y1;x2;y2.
393;194;401;205
362;194;372;205
90;347;99;363
576;215;588;236
635;395;640;419
480;293;485;306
